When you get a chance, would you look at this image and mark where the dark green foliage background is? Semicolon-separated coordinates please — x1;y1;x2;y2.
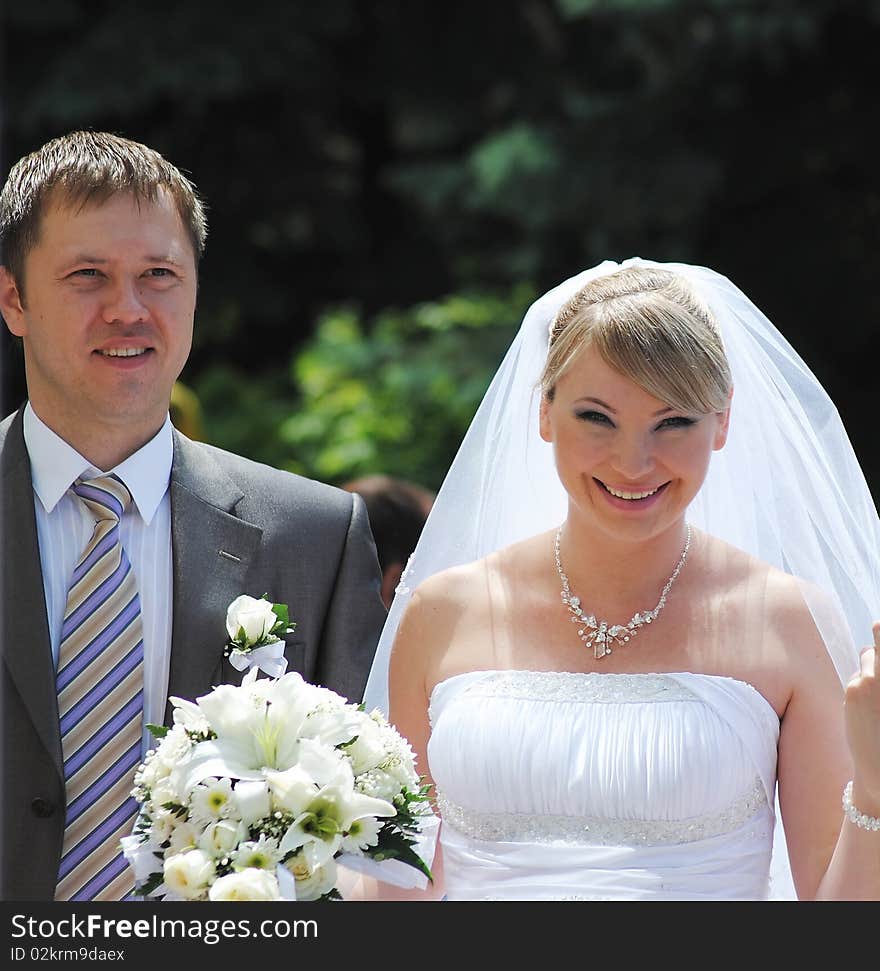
2;0;877;495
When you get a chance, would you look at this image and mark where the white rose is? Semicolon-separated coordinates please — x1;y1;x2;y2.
163;849;215;900
226;595;278;646
168;821;201;854
208;868;281;901
234;780;271;825
346;718;387;775
284;854;338;901
198;818;245;858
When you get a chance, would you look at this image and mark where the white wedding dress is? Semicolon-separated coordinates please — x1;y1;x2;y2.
428;669;786;900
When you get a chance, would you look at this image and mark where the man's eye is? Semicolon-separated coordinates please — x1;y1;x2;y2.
146;268;173;277
72;268;99;277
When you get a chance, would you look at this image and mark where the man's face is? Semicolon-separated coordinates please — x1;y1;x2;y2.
0;189;197;454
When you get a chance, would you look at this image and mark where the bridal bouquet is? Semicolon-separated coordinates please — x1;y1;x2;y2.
122;596;433;901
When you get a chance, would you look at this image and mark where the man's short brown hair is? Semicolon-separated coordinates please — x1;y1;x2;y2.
0;130;208;293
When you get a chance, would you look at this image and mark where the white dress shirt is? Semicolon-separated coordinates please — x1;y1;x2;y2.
23;403;174;752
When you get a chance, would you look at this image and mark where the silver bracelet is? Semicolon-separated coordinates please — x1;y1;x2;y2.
842;781;880;832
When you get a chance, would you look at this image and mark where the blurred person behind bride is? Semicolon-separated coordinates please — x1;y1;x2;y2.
359;259;880;901
343;475;435;609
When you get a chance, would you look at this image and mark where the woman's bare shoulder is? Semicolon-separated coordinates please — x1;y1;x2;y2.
702;531;831;608
389;532;553;680
701;531;845;679
405;531;552;614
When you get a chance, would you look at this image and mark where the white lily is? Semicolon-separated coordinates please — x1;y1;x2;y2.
265;764;319;816
301;704;364;748
277;762;396;867
174;673;317;791
171;697;211;735
296;738;346;787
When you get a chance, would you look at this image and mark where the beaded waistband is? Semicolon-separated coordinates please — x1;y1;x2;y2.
437;778;769;847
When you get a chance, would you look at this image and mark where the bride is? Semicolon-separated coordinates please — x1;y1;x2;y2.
360;259;880;900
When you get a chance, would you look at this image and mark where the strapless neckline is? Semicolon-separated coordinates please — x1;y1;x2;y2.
429;668;780;723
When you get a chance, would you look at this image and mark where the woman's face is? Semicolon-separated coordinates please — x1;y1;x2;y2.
540;344;730;543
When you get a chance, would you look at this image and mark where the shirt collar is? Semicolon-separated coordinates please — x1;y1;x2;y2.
23;403;174;524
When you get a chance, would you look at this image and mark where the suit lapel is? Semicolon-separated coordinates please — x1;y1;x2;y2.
0;409;63;781
166;432;263;720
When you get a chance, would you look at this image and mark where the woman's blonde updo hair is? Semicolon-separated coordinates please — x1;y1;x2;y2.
541;266;732;414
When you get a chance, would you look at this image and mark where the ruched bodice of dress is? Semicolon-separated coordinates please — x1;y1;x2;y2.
427;670;782;900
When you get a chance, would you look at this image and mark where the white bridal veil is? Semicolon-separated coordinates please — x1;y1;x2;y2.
362;257;880;898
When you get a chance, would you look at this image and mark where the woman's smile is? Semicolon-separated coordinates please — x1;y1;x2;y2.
594;477;670;511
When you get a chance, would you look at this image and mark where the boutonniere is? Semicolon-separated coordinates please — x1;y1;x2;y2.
223;594;296;678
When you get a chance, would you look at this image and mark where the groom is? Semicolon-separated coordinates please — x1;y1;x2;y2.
0;131;386;900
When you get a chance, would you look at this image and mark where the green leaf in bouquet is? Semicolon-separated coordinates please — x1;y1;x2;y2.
388;782;434;832
136;870;165;898
131;815;153;839
368;825;433;882
146;723;169;739
161;801;189;819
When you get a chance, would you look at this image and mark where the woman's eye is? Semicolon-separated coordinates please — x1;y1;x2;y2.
658;416;696;430
576;411;614;426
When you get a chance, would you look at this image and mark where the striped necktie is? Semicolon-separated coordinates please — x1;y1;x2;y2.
54;475;144;901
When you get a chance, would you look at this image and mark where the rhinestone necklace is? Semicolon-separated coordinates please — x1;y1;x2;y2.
554;524;692;659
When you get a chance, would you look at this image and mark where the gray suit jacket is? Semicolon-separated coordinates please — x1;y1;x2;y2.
0;407;387;900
